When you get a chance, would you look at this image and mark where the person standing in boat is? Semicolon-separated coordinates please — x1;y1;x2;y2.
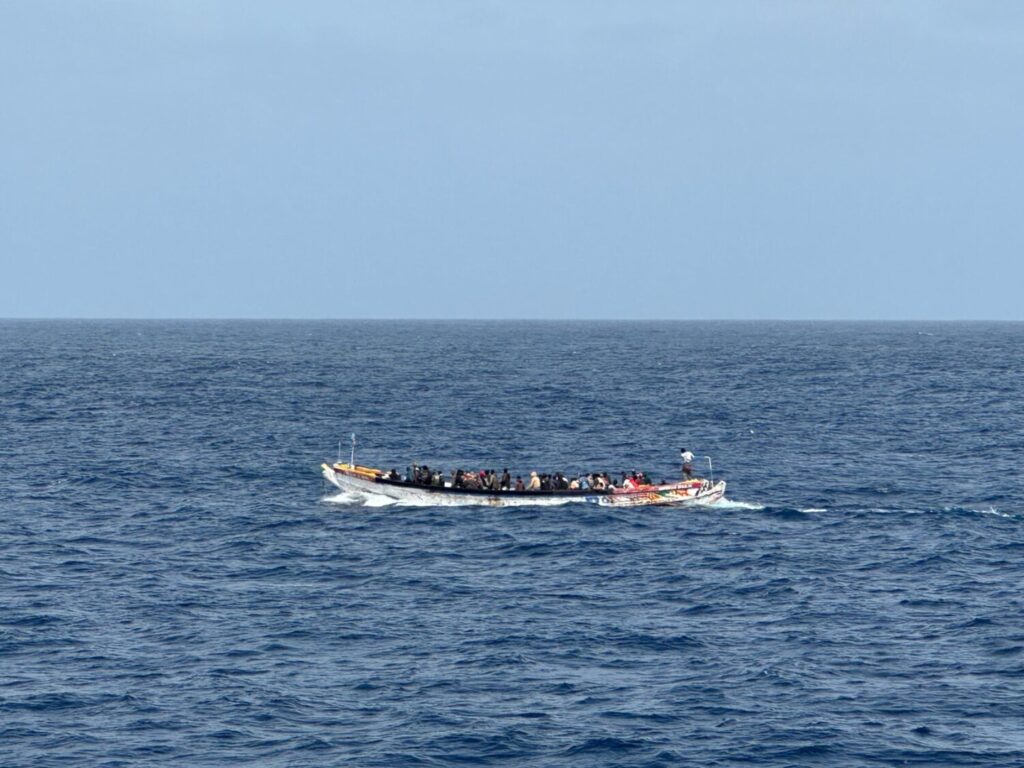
500;469;511;491
680;448;695;479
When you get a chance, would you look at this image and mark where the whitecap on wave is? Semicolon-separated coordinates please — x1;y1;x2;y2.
977;507;1014;518
937;505;1018;519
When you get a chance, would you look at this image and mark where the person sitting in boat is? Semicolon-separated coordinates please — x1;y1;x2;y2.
622;473;638;490
527;471;541;491
515;475;525;491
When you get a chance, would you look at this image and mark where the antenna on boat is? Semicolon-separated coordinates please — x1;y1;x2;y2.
350;434;356;468
337;440;342;464
705;456;714;484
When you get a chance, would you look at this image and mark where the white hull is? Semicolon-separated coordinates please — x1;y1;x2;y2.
322;464;726;509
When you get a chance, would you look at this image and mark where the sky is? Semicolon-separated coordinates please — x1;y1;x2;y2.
2;1;1022;320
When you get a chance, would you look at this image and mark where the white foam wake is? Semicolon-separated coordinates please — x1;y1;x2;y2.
324;490;398;507
324;491;769;512
706;497;766;511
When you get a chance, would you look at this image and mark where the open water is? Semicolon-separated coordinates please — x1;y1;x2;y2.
2;320;1023;767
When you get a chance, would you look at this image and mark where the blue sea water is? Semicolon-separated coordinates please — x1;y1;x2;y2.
2;320;1023;767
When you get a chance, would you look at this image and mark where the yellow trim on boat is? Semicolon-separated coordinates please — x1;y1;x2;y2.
327;462;382;479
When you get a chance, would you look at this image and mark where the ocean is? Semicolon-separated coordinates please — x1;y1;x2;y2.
2;320;1022;766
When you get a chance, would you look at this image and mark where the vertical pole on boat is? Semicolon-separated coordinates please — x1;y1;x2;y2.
706;456;714;484
350;434;356;468
337;440;342;463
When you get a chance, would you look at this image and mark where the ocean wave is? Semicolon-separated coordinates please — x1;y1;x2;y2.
6;320;1024;767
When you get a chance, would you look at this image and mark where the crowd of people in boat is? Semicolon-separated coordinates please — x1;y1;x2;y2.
381;465;665;493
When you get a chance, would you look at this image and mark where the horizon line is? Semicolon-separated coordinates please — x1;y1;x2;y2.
2;317;1022;323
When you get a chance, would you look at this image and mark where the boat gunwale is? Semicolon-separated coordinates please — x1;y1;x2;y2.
328;464;717;499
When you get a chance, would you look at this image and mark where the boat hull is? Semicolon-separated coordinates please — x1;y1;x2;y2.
321;463;726;508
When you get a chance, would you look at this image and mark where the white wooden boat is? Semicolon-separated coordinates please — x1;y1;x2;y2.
321;461;726;508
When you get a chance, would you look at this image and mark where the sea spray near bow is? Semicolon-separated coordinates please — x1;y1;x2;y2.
2;320;1023;766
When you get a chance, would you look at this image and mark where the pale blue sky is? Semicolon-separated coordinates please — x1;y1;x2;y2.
2;1;1022;319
